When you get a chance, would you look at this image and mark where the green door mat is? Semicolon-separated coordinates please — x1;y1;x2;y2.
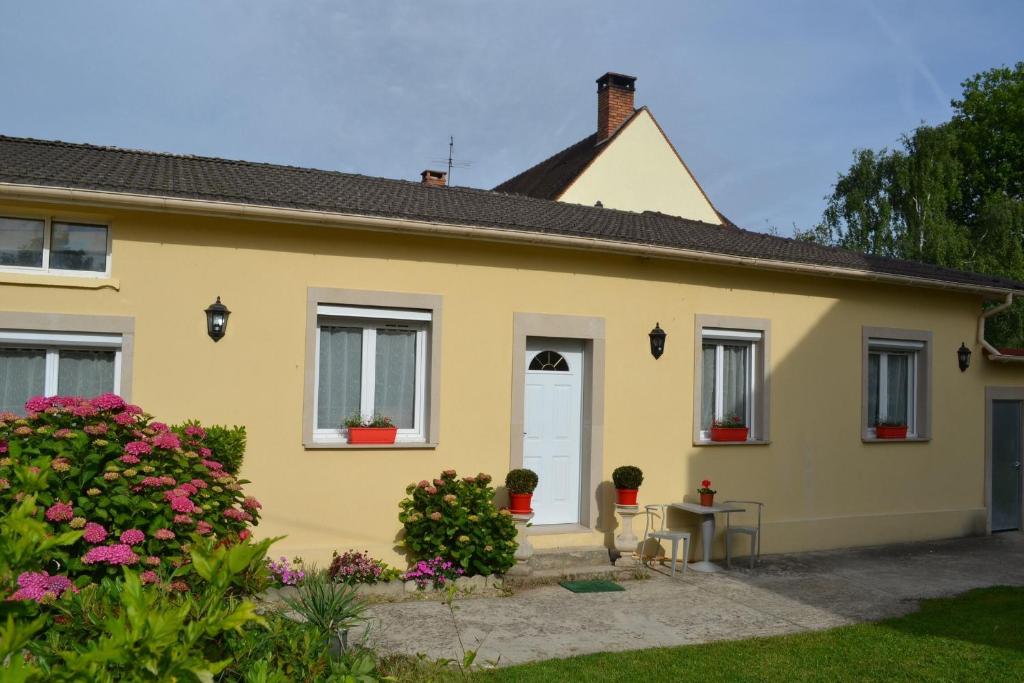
559;579;625;593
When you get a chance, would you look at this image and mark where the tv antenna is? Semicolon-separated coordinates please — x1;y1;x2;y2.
431;136;472;186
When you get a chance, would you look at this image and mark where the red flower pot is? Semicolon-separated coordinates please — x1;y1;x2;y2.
616;488;639;506
699;492;715;507
509;492;533;513
710;426;749;442
347;427;398;445
875;425;908;439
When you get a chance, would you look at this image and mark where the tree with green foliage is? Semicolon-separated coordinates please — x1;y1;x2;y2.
798;62;1024;345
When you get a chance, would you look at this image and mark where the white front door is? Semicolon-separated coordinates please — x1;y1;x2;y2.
523;338;584;525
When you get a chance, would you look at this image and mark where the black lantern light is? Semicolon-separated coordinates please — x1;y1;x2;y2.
649;322;666;359
205;296;231;342
957;342;971;372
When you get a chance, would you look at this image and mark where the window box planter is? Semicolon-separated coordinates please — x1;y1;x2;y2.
347;427;398;445
874;425;908;439
710;426;749;442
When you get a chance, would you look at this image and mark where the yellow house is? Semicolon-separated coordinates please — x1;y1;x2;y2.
1;73;1023;569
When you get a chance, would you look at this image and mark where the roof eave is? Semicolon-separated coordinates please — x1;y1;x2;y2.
0;181;1016;299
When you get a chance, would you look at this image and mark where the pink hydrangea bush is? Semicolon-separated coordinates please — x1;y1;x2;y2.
0;394;260;587
327;550;402;585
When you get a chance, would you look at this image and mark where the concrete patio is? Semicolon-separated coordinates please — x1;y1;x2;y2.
367;532;1024;666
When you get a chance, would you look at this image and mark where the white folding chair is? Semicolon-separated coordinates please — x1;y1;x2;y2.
640;504;691;577
724;500;764;569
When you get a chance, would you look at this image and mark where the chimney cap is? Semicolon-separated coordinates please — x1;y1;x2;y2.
596;72;637;93
420;169;448;187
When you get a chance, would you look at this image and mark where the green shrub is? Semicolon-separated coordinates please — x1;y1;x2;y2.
175;421;247;475
612;465;644;489
504;468;539;494
398;470;518;576
0;395;261;588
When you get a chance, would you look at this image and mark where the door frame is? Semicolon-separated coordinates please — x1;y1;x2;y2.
510;313;605;533
985;386;1024;533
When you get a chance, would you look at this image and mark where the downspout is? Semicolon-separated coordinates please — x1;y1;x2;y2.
978;292;1024;362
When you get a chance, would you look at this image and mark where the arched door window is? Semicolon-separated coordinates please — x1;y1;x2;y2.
529;350;569;371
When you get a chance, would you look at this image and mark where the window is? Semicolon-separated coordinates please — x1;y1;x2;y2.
313;304;430;443
0;216;109;275
529;350;569;371
693;316;770;444
863;330;931;440
0;330;123;414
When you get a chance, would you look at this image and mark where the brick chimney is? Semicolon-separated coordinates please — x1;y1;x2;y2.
420;169;447;187
597;72;637;142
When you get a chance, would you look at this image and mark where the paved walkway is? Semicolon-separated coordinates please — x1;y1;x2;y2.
367;532;1024;666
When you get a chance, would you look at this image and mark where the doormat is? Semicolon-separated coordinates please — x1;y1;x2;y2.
559;579;625;593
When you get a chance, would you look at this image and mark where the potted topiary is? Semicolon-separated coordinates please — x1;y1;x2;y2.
344;412;398;445
505;468;539;513
698;479;716;507
612;465;643;505
710;414;749;442
875;420;908;439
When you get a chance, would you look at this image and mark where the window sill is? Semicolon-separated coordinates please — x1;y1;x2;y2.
693;439;771;447
862;436;931;444
303;441;437;450
0;272;119;290
526;523;591;536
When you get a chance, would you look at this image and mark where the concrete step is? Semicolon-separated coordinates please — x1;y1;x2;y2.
528;546;613;570
506;563;641;589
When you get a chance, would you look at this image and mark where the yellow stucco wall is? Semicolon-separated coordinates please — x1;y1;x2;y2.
2;199;1022;566
557;109;723;223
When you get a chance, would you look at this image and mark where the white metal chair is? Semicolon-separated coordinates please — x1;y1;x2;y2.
724;500;764;569
640;504;691;577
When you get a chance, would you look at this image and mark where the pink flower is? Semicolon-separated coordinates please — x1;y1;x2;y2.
152;432;180;450
417;480;430;489
153;528;175;540
145;555;161;566
223;507;253;522
149;421;169;433
184;425;207;439
178;482;197;496
83;522;107;544
24;396;53;413
81;544;138;565
140;476;164;487
7;571;77;602
198;447;212;458
242;496;261;510
122;404;143;415
84;423;109;435
169;580;189;592
425;486;438;495
124;441;152;457
114;412;138;426
429;511;443;521
92;393;126;411
159;475;176;486
45;501;74;522
140;570;160;585
190;479;208;489
173;514;195;525
120;529;145;545
52;428;73;440
119;454;140;465
170;497;195;514
195;521;213;535
70;402;98;418
200;459;223;470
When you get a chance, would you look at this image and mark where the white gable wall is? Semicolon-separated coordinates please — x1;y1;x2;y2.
557;109;722;224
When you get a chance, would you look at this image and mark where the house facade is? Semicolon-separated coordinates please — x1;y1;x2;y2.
1;74;1023;566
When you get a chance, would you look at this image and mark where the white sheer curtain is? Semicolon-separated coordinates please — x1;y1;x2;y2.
722;344;748;421
317;327;362;429
0;349;45;414
868;353;881;426
886;353;910;425
57;350;116;397
374;330;416;428
701;344;716;429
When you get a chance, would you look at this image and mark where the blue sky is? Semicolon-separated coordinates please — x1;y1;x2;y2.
1;1;1021;233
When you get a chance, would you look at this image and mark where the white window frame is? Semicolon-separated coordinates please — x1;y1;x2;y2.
312;305;429;444
699;328;761;442
0;330;123;398
867;338;923;438
0;215;112;278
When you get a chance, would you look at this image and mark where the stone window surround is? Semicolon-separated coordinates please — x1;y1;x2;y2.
302;287;442;450
509;312;605;534
0;311;135;400
692;314;772;446
861;326;933;442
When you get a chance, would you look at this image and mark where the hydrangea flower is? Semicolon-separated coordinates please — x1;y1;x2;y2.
45;501;74;522
152;432;180;450
7;571;78;602
119;454;141;465
124;441;152;457
195;521;213;535
153;528;175;540
140;570;160;585
120;529;145;545
170;497;195;514
82;544;139;565
83;522;108;544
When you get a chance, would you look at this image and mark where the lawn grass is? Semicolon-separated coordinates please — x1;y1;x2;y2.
475;586;1024;682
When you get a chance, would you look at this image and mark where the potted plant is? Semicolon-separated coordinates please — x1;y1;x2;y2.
710;414;749;442
612;465;643;506
697;479;716;507
344;412;398;445
505;468;539;513
875;420;908;439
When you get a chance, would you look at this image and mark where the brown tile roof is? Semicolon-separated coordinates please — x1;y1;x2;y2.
492;131;602;200
1;134;1021;293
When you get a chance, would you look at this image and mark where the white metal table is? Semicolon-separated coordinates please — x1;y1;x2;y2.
671;501;746;573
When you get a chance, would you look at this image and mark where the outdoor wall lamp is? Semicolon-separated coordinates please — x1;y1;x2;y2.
957;342;971;372
205;296;231;342
649;323;666;359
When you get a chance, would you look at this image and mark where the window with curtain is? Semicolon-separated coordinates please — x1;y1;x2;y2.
699;327;762;441
0;334;121;415
867;340;920;435
314;305;430;443
0;216;108;275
